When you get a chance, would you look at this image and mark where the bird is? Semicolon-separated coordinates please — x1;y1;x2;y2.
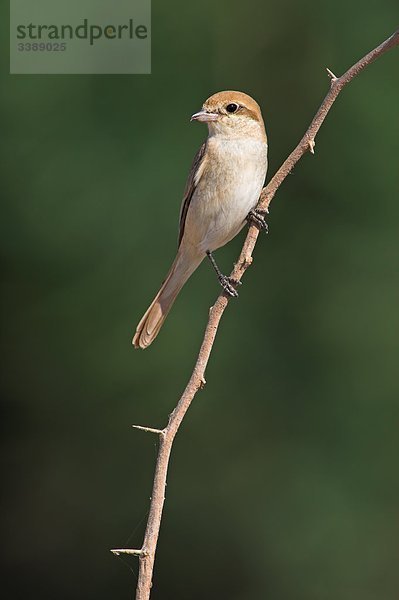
133;90;268;349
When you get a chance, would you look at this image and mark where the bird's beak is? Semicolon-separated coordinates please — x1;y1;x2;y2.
190;110;219;123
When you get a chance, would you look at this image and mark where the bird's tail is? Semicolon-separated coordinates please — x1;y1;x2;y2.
133;251;203;349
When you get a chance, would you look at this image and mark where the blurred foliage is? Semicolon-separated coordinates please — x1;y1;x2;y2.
1;1;399;599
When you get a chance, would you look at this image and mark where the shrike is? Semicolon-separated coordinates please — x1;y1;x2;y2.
133;90;268;349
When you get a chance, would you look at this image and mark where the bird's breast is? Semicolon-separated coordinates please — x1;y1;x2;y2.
186;136;268;253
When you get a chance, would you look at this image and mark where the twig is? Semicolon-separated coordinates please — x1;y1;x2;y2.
112;29;399;600
111;549;145;557
132;425;165;435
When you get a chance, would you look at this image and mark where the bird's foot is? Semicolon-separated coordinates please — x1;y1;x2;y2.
218;275;241;298
247;208;269;233
206;250;241;298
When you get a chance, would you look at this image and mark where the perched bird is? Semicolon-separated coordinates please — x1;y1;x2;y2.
133;90;268;349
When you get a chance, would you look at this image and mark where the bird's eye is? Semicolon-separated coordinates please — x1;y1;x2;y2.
226;103;239;113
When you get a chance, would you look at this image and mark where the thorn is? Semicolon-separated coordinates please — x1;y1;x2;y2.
326;67;338;81
132;425;164;435
111;548;144;557
199;377;206;390
308;139;315;154
242;255;253;268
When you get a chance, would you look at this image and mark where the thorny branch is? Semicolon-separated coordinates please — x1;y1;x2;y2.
111;29;399;600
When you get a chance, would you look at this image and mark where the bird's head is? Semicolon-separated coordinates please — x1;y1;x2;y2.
190;90;266;140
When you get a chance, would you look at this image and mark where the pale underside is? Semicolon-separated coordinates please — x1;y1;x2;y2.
179;135;268;258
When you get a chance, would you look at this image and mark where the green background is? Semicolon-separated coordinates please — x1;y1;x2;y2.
1;1;398;599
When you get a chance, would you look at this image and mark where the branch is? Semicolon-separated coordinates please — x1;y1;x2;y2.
113;29;399;600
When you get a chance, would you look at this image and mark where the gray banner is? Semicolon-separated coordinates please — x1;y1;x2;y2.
10;0;151;74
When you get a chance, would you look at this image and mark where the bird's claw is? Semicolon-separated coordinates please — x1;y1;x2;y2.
247;208;269;233
218;275;241;298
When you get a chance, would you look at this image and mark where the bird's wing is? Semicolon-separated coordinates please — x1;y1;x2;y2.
178;142;207;247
